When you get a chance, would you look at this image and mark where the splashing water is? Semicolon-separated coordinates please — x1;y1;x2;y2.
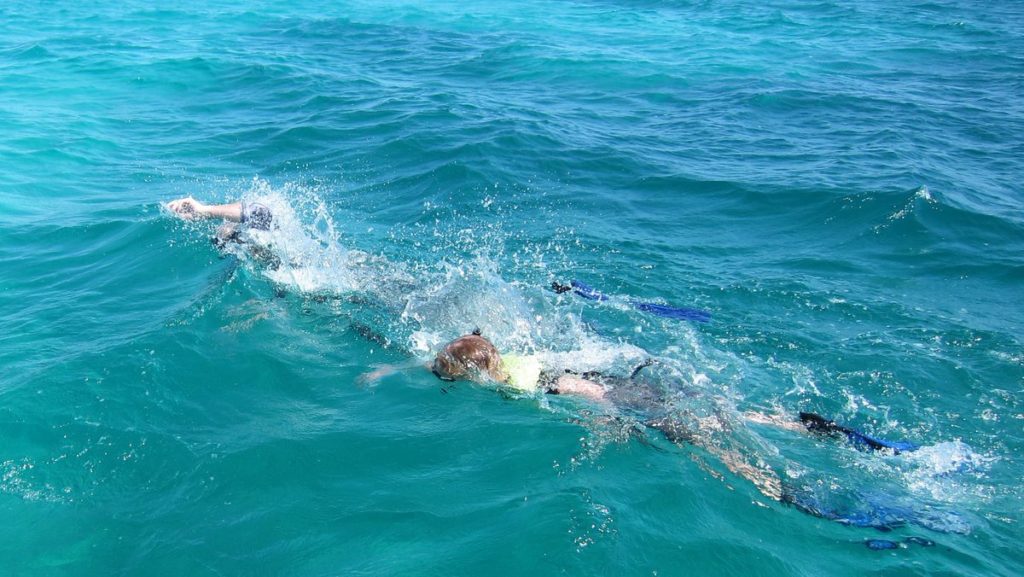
233;178;361;293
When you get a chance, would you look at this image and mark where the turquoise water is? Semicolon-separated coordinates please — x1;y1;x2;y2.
2;0;1023;574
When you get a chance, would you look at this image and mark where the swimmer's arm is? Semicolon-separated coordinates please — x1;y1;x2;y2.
357;360;428;386
548;374;608;403
167;197;243;222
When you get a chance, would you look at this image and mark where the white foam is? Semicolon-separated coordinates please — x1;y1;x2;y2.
906;440;993;477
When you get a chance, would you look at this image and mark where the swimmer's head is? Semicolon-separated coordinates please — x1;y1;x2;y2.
432;332;508;383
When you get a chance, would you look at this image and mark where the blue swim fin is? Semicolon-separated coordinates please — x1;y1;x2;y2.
560;280;607;301
552;280;711;323
800;412;919;454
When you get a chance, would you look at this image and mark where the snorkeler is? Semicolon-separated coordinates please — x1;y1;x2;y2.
419;330;945;530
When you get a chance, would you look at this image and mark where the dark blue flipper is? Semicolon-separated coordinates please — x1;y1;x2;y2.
567;280;609;301
846;429;920;454
782;485;967;537
782;489;901;530
800;412;919;454
554;280;711;323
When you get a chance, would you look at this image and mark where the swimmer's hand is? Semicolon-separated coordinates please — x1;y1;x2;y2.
357;360;432;387
166;196;209;219
357;364;400;387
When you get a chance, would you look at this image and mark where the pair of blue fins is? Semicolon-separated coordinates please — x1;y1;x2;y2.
791;413;936;544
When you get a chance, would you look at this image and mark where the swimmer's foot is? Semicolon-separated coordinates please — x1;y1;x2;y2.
799;412;840;434
799;412;919;454
743;411;806;432
551;281;572;294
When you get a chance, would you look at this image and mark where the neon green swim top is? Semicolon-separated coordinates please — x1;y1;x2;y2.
501;353;543;393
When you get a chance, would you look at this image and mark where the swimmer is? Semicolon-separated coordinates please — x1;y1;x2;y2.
422;331;939;520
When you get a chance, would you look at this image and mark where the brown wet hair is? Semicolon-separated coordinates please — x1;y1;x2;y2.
432;332;507;383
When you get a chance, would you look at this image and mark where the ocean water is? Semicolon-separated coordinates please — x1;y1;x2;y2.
2;0;1022;575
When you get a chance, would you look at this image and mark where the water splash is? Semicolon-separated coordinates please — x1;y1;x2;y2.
235;178;358;293
907;441;993;478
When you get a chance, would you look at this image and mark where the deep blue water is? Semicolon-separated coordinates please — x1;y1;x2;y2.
2;1;1023;575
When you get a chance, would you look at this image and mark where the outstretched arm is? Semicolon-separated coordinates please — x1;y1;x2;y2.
166;197;243;222
357;360;431;387
548;374;608;402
